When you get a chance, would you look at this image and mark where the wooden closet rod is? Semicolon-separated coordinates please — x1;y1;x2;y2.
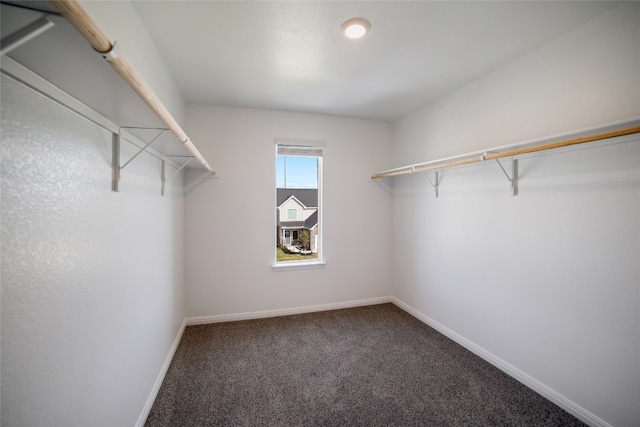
372;124;640;179
50;0;215;174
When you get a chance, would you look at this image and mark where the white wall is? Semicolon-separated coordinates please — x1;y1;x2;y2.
391;3;639;426
1;74;185;426
184;106;392;317
79;0;186;126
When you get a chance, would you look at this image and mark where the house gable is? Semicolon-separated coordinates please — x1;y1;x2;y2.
277;188;318;226
277;188;318;208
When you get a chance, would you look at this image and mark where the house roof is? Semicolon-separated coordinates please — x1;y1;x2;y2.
280;221;306;228
277;188;318;208
277;216;317;230
304;211;318;230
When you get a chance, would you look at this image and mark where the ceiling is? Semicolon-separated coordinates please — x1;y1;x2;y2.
2;1;618;126
131;1;618;122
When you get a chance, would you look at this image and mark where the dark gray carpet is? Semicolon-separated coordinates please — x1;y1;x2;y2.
145;304;585;426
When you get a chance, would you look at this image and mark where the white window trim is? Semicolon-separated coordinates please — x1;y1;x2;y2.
272;260;327;271
274;139;324;270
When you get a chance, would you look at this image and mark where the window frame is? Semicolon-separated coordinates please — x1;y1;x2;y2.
273;139;325;270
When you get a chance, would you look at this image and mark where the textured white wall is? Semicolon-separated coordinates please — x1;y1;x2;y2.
391;3;640;426
1;76;185;426
184;105;392;317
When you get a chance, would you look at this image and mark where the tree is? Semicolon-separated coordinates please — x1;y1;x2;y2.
299;229;310;250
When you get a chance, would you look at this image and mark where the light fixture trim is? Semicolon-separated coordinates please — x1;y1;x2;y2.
341;17;371;39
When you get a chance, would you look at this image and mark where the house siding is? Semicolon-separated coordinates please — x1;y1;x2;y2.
280;198;303;222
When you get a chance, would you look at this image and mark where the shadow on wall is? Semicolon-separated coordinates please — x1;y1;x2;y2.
184;170;220;195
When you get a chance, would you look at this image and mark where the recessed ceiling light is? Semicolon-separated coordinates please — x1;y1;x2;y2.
341;18;371;39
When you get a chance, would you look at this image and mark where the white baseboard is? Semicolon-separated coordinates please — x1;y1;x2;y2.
186;296;392;325
135;318;187;427
390;297;611;427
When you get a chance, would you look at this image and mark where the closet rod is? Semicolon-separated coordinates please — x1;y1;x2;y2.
372;124;640;179
50;0;214;174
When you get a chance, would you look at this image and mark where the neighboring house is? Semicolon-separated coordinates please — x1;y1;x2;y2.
276;188;318;253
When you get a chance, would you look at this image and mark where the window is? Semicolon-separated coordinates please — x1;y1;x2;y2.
275;142;323;266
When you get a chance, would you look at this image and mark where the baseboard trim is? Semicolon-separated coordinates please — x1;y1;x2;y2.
390;297;610;427
186;296;393;326
135;318;187;427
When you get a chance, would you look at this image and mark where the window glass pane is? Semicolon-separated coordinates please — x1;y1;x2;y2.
276;156;317;189
276;144;322;263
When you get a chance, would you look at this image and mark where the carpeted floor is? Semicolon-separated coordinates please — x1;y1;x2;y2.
145;303;585;426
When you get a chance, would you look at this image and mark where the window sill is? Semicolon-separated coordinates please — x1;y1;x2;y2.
272;261;326;272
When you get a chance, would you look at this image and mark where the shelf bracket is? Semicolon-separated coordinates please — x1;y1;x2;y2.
119;128;167;170
420;170;439;198
112;127;168;192
493;158;518;196
112;133;120;192
161;156;194;196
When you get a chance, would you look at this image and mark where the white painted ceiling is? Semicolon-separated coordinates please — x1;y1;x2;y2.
1;0;619;129
131;1;618;122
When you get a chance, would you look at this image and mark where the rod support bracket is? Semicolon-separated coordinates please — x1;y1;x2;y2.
111;133;120;192
113;127;168;193
161;155;194;196
100;41;119;62
161;159;166;196
118;127;167;171
493;158;518;196
420;170;439;198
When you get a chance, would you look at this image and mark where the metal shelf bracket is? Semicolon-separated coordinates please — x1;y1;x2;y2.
112;127;168;192
161;156;194;196
492;156;518;196
118;127;167;170
419;170;439;198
